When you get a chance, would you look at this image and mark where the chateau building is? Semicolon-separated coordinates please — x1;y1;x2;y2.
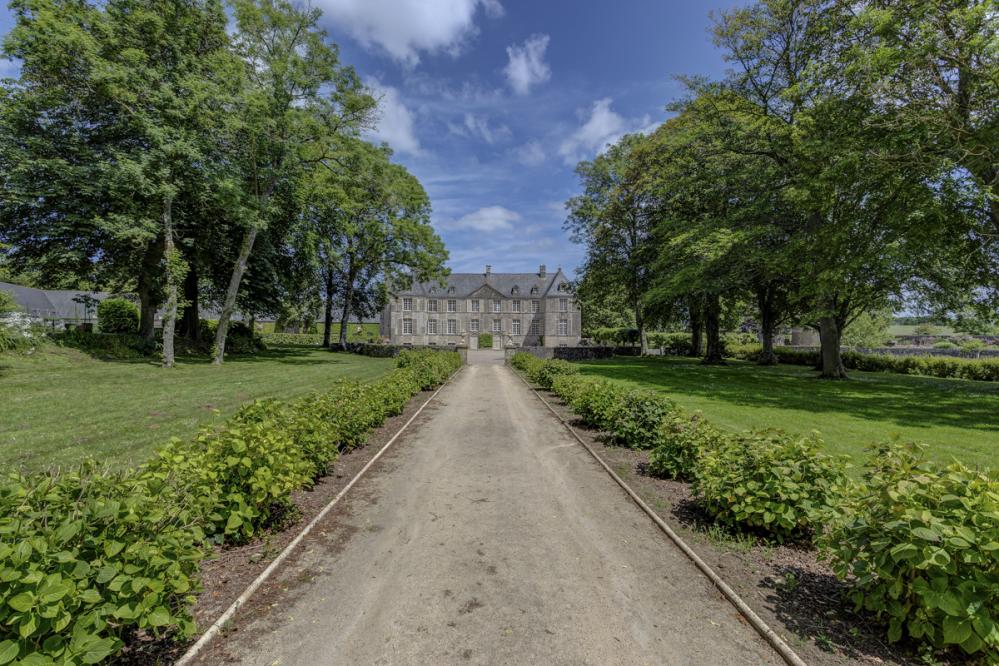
380;265;581;349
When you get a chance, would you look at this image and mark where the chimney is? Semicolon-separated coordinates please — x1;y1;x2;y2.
538;264;546;277
485;265;491;277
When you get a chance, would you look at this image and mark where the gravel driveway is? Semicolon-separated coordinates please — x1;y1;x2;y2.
201;351;779;665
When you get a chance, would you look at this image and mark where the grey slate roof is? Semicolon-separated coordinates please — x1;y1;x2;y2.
394;269;572;298
0;282;109;320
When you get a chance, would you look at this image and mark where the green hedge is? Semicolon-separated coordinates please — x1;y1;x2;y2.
261;332;325;346
730;344;999;382
0;349;460;664
512;352;996;658
96;299;138;334
820;441;999;658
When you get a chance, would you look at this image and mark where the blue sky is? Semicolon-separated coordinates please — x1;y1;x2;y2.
0;0;743;277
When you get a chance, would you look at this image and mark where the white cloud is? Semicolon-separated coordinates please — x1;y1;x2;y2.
504;34;551;95
558;98;652;165
316;0;503;67
0;58;21;80
514;140;546;166
447;113;511;144
442;206;521;232
366;80;423;156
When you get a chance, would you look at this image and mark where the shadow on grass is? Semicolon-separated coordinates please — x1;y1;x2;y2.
578;356;999;434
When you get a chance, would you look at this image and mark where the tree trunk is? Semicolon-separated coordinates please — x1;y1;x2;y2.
702;294;724;364
213;226;258;365
689;300;703;357
757;288;778;366
137;240;162;340
635;303;648;355
338;274;354;350
818;315;848;379
179;263;199;341
161;195;179;369
322;266;334;348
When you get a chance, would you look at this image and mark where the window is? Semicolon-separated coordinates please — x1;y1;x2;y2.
511;286;519;295
512;299;521;312
531;300;540;313
529;320;541;335
558;319;568;336
530;286;538;294
470;319;480;333
447;299;457;313
403;318;413;335
471;299;480;312
492;319;502;333
427;319;438;334
428;299;438;312
512;319;521;335
447;286;455;294
559;297;568;312
402;297;413;311
492;299;501;312
447;319;457;335
558;282;570;292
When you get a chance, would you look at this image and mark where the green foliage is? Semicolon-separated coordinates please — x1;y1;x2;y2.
693;430;848;541
50;331;157;359
510;353;580;390
612;390;676;450
261;332;325;346
820;441;999;658
0;349;458;662
932;341;959;350
477;333;493;349
0;464;204;665
0;290;15;315
96;299;138;335
647;412;722;481
729;345;999;382
842;310;893;348
199;320;263;355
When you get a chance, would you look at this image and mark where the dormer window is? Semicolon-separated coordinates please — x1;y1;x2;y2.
530;286;538;295
447;286;455;294
558;282;570;292
511;286;519;295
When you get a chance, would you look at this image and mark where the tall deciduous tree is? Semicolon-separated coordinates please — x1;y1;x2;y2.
211;0;374;364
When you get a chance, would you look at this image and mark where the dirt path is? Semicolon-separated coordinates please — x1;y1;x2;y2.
201;352;779;665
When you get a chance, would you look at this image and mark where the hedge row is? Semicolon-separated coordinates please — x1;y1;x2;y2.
509;352;998;659
729;344;999;382
260;332;325;346
0;350;461;664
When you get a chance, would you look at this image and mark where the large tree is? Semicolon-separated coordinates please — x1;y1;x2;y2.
210;0;374;364
566;134;658;354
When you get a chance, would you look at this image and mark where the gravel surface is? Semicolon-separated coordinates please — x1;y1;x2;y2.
196;351;779;665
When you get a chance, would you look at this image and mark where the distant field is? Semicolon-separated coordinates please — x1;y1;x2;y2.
0;344;394;471
887;324;956;337
575;356;997;471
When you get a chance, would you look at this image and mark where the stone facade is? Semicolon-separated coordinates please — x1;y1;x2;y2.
381;265;582;348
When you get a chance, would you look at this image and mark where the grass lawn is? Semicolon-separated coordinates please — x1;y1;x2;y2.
0;344;395;472
574;356;998;471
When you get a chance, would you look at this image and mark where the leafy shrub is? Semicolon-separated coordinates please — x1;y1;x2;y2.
549;374;631;433
589;327;639;346
729;345;999;381
477;333;493;349
96;299;138;334
647;411;723;480
932;340;959;350
612;389;676;449
260;332;324;346
0;464;204;665
647;331;695;356
534;360;578;389
0;311;39;353
397;349;462;389
199;320;264;355
694;430;848;541
819;441;999;658
51;330;157;359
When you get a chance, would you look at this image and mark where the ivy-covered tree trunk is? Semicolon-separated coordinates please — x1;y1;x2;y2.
213;226;258;365
338;264;356;350
179;263;199;341
757;287;778;366
322;266;334;348
161;195;179;368
137;240;163;340
818;315;848;379
689;300;703;357
702;294;724;364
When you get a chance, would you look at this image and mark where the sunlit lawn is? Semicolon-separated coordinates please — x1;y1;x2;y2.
1;344;394;471
575;356;998;471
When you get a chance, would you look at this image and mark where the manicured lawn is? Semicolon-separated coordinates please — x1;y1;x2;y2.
0;344;395;471
574;356;998;471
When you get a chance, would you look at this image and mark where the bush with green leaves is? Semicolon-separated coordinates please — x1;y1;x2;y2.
96;299;138;334
647;411;723;480
612;389;677;449
0;464;204;665
51;330;157;359
819;441;999;658
397;349;461;389
694;429;848;541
